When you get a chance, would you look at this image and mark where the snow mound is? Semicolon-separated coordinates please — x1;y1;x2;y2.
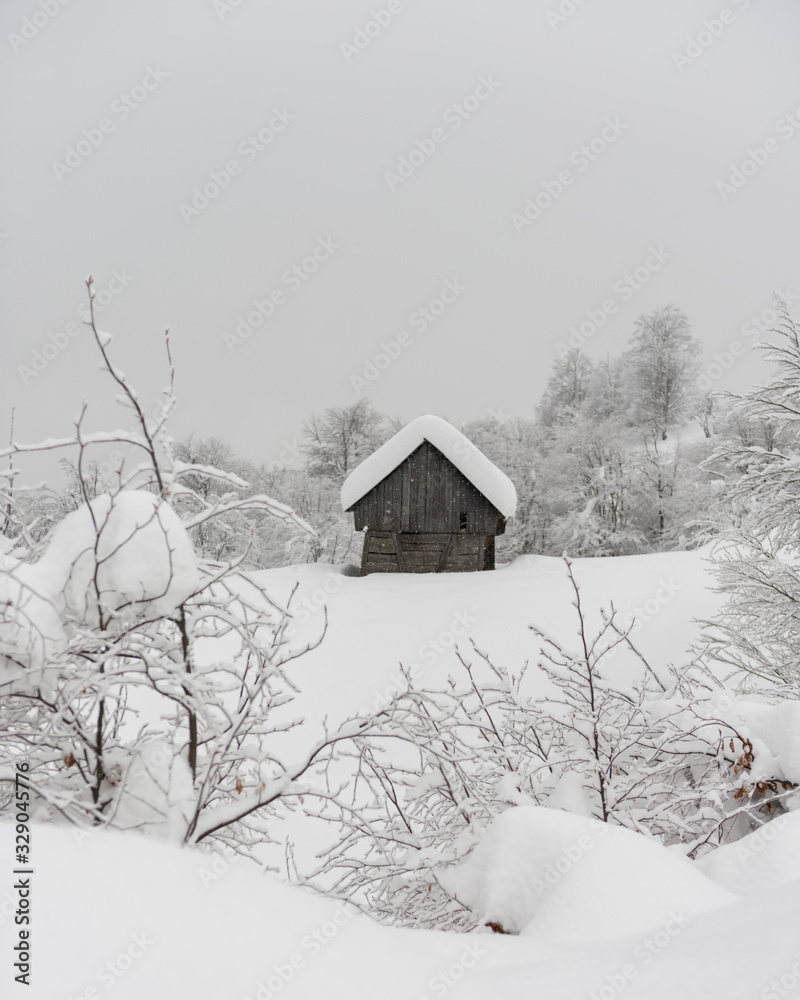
340;414;517;518
1;492;199;678
695;811;800;895
0;823;500;1000
4;819;800;1000
37;491;199;625
440;807;735;945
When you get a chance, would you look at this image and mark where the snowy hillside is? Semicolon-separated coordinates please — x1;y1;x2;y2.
256;547;724;747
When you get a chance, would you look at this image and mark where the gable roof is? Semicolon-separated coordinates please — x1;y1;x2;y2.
340;414;517;518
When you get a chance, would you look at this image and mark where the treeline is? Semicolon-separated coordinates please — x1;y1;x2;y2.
20;305;780;566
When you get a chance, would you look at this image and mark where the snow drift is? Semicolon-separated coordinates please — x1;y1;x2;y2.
440;807;735;945
4;818;800;1000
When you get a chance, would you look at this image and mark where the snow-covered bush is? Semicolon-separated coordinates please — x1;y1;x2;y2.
303;559;795;930
0;280;368;850
440;806;733;941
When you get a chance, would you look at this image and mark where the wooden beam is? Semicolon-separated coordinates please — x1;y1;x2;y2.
435;534;456;573
392;531;408;573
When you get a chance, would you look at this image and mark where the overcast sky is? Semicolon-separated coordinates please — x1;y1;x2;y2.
3;0;800;476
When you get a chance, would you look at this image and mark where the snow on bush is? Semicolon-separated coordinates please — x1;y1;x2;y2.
39;490;200;626
305;557;799;930
0;285;340;849
1;491;198;688
0;556;67;676
723;697;800;789
104;738;197;839
440;806;734;944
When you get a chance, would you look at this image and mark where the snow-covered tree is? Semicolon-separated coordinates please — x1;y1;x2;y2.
461;413;542;557
0;279;376;852
583;354;629;422
538;416;647;556
626;306;702;440
537;347;595;426
301;399;393;483
703;301;800;687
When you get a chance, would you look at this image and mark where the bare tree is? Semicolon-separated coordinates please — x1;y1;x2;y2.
301;399;390;483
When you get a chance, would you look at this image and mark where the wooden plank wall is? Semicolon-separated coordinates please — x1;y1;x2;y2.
351;442;505;535
361;530;489;574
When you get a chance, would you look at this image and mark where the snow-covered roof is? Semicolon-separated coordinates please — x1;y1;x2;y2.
340;415;517;518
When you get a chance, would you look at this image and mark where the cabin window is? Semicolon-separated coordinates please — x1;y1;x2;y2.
459;512;468;531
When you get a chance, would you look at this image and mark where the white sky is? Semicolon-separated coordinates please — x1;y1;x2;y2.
2;0;800;475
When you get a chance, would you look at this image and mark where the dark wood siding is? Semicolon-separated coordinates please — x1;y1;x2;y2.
360;530;491;574
350;442;505;535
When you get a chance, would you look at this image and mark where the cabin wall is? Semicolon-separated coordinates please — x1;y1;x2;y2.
350;442;505;536
360;530;494;575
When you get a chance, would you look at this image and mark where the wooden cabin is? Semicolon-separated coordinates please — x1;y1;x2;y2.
341;415;517;575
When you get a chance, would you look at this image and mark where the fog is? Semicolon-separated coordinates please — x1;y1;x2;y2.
2;0;799;473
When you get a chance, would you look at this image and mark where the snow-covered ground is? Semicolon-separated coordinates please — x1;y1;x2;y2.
6;547;800;1000
259;546;723;748
4;811;800;1000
